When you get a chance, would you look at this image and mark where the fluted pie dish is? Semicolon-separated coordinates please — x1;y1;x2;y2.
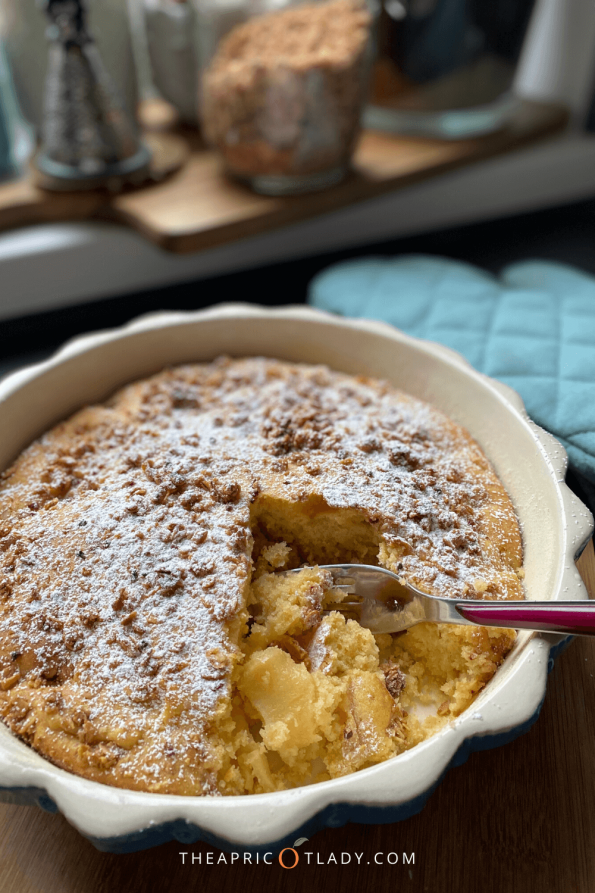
0;304;591;852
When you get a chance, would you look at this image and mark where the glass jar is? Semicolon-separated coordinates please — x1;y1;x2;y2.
196;0;378;195
366;0;536;138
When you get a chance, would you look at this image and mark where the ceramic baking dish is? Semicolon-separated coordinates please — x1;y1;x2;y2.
0;303;591;854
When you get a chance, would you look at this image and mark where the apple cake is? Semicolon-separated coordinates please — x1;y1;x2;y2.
0;357;522;795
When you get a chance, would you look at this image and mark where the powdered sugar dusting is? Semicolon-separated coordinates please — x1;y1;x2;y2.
0;357;522;794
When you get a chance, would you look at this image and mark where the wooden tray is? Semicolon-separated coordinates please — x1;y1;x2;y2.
0;100;568;255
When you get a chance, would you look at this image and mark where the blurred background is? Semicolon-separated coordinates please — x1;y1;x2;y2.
0;0;593;374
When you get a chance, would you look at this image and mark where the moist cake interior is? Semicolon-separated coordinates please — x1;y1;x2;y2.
227;494;514;794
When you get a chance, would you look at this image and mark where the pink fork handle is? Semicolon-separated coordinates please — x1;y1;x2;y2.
456;601;595;636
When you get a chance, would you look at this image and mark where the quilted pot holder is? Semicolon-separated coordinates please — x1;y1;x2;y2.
309;256;595;515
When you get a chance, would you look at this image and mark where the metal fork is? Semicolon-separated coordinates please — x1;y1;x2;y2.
293;564;595;636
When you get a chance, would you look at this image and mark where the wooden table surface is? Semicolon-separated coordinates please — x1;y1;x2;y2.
0;539;592;893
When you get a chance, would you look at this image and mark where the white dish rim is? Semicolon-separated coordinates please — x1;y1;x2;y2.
0;302;591;851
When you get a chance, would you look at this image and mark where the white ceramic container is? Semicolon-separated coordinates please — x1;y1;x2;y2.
144;0;199;125
0;304;591;853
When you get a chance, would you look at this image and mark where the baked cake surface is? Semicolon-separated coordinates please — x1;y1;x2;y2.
0;358;522;795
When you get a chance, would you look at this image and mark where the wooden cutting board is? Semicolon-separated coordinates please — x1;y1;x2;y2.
0;99;568;255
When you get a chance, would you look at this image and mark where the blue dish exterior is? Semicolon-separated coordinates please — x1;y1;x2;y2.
0;636;571;855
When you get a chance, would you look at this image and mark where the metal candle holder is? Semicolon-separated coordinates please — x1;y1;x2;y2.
35;0;151;191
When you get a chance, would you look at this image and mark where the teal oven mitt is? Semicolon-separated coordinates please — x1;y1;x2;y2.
309;256;595;514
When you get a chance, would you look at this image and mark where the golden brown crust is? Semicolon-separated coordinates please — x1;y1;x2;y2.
0;357;523;794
